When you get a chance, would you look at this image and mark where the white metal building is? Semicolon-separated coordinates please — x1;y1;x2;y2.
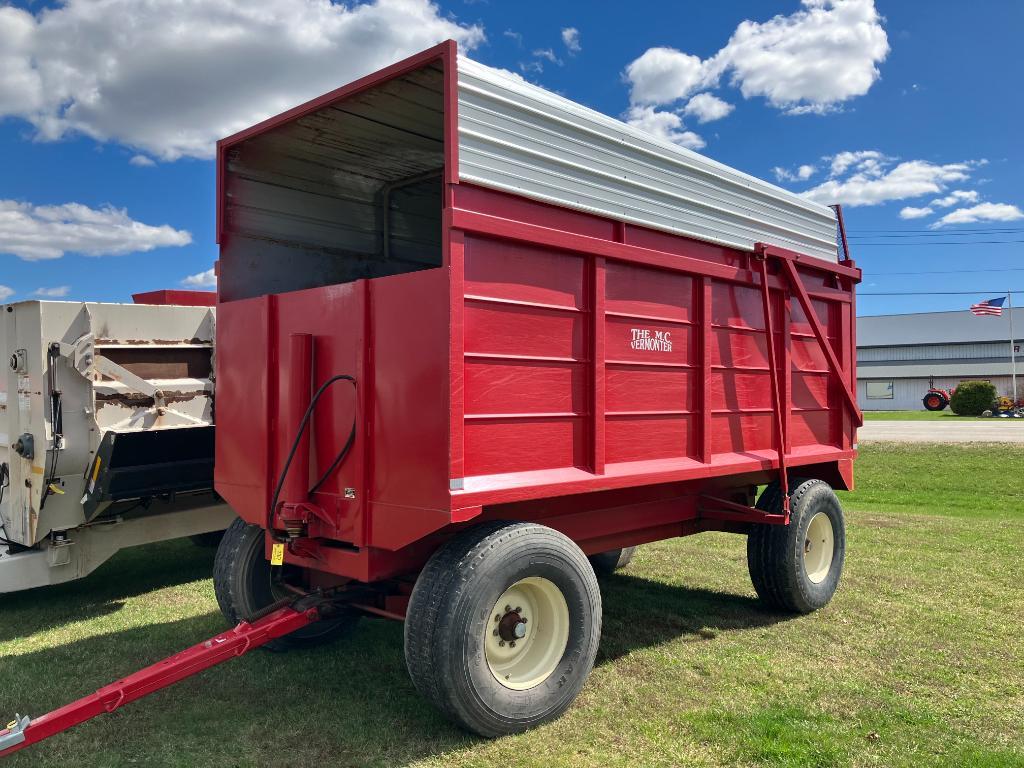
856;308;1021;410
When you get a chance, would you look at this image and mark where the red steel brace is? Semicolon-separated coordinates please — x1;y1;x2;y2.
753;250;791;520
0;603;321;758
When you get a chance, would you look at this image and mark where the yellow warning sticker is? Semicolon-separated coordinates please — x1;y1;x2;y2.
270;543;285;566
92;456;102;483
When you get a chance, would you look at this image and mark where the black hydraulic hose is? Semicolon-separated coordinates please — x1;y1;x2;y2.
266;374;357;539
40;344;63;510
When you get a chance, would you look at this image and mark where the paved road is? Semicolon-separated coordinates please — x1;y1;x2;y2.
859;420;1024;443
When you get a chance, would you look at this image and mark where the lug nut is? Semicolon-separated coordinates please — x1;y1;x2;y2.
504;605;511;612
499;640;505;647
509;641;516;648
493;629;498;636
494;614;501;622
521;618;528;624
514;606;521;613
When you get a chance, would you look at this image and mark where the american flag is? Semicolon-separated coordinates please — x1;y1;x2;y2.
970;296;1006;316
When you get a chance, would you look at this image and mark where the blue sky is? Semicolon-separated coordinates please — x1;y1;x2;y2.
0;0;1020;315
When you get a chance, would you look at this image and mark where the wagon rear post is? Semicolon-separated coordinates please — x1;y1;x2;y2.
1;40;860;753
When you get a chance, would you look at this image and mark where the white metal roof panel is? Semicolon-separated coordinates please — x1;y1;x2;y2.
456;56;839;262
858;361;1016;379
858;308;1022;347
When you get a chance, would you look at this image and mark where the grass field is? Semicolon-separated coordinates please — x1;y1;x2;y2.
2;444;1023;767
861;410;1023;421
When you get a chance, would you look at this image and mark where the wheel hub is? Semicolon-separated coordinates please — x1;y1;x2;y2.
803;511;835;584
496;608;527;642
485;577;570;691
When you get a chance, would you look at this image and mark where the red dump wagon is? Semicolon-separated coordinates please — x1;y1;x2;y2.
0;41;860;754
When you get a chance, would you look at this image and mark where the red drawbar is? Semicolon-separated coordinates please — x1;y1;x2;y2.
0;605;319;758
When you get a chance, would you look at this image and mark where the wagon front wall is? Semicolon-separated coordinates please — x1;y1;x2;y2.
448;184;858;541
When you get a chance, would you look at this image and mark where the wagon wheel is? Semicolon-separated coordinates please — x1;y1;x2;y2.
588;545;636;575
404;521;601;737
213;517;359;651
747;479;846;613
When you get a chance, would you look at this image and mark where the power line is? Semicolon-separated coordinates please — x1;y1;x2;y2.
849;231;1024;239
869;268;1024;276
852;239;1024;246
849;226;1024;235
859;290;1024;296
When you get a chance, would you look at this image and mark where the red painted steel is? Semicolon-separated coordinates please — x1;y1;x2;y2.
0;605;320;758
212;43;861;584
131;289;217;306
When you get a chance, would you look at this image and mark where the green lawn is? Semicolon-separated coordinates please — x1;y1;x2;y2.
2;444;1022;767
861;410;1023;421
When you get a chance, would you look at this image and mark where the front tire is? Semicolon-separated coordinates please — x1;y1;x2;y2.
747;480;846;613
213;517;359;651
404;521;602;737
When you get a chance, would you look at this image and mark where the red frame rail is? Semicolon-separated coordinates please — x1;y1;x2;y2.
0;603;321;758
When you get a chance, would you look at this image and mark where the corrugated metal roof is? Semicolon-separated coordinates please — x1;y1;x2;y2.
456;56;839;262
859;361;1016;379
857;308;1022;347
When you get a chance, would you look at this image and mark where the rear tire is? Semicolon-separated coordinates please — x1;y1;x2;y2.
747;480;845;613
923;392;947;411
404;521;602;737
588;546;636;575
213;517;359;651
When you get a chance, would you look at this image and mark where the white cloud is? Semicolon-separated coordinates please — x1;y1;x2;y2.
709;0;889;113
562;27;581;54
533;48;562;65
503;29;523;46
682;92;734;123
932;203;1024;228
34;286;71;298
625;47;707;105
0;0;484;161
899;206;933;219
182;268;217;288
797;164;817;180
624;106;705;150
129;154;155;167
829;150;886;177
930;189;979;208
0;286;14;302
625;1;888;114
0;200;192;261
773;163;818;182
801;154;978;207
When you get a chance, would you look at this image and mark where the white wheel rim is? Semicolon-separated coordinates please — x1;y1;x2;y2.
803;512;835;584
485;577;570;691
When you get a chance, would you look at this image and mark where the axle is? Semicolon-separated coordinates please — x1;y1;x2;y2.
0;600;323;758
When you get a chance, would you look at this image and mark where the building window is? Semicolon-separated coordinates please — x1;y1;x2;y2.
866;380;894;399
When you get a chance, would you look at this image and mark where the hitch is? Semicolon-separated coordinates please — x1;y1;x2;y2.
0;598;326;759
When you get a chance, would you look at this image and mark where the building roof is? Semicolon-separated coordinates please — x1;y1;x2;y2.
858;361;1017;379
857;307;1022;347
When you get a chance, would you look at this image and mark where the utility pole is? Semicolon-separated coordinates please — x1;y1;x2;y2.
1010;291;1018;404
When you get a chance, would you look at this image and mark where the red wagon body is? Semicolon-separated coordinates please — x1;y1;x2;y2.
0;41;864;754
212;41;860;586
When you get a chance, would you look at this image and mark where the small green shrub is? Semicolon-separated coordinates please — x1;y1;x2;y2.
949;380;997;415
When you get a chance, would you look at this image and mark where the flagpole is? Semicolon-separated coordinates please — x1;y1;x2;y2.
1010;291;1018;405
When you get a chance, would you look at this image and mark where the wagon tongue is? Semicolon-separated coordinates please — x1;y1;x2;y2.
0;598;325;758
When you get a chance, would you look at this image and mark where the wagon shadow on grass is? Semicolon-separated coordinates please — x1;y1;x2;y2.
0;540;216;644
595;572;793;663
2;566;794;767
